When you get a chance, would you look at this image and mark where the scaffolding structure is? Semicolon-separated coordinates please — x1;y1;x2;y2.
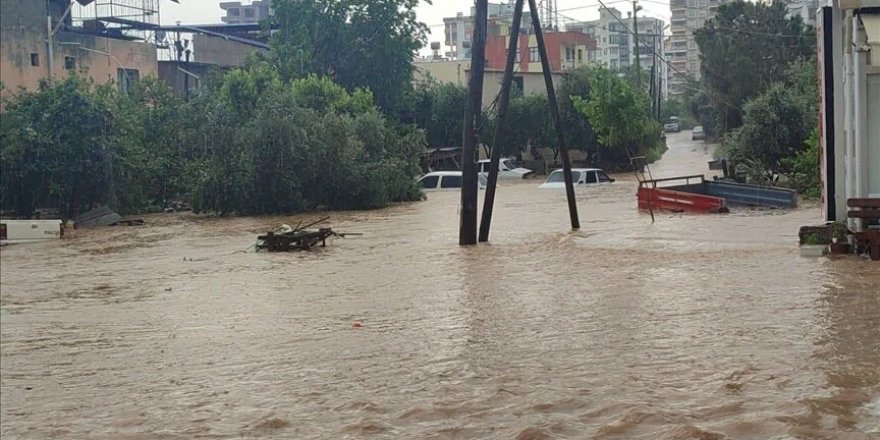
71;0;162;42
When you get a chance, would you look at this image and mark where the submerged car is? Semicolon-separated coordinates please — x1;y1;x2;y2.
538;168;615;189
418;171;487;192
692;126;706;141
477;158;533;179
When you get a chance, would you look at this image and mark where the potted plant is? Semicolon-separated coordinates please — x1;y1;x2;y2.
829;222;851;254
800;232;827;257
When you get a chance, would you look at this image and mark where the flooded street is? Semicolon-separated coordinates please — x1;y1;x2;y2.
2;132;878;439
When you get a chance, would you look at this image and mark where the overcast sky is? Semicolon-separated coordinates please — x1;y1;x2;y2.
159;0;673;46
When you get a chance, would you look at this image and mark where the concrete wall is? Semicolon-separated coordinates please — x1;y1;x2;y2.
193;34;265;67
1;0;156;94
413;60;562;110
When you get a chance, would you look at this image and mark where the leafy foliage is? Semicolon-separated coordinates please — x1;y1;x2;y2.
782;128;820;199
268;0;428;114
571;67;663;163
694;0;814;134
720;57;817;175
0;70;424;218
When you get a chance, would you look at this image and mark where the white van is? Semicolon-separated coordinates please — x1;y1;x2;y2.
417;171;488;192
0;219;64;245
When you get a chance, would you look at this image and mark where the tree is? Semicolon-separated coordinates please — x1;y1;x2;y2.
571;67;662;163
721;56;818;175
694;0;814;134
269;0;428;114
0;76;116;219
557;67;599;157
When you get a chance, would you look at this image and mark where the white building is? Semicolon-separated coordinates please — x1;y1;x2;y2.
667;0;728;97
566;8;664;72
220;1;272;24
443;3;523;60
817;1;880;222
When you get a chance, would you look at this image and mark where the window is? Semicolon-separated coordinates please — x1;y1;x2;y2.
420;175;439;189
698;0;708;6
547;170;582;183
586;172;598;184
565;47;573;61
228;8;240;16
515;49;521;63
30;53;39;66
440;175;462;188
64;56;76;70
244;8;255;18
686;9;696;18
117;68;140;94
577;49;583;61
529;47;539;62
598;171;612;182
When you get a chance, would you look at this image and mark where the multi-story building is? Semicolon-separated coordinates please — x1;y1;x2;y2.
220;1;272;24
443;3;532;60
0;0;157;96
786;0;819;24
566;7;665;79
484;31;596;73
667;0;727;97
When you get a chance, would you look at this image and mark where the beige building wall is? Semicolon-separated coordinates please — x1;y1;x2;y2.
1;1;156;95
414;60;562;110
193;34;264;67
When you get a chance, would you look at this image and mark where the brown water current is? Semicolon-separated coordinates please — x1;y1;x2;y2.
1;132;879;439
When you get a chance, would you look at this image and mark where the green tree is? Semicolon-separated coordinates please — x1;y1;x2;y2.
571;67;662;163
694;0;814;134
557;66;599;157
269;0;428;113
720;57;817;175
1;76;116;219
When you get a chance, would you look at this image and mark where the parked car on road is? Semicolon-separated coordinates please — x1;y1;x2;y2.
418;171;487;192
538;168;614;189
664;116;681;133
692;125;706;141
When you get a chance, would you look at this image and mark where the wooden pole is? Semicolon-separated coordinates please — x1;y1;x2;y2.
527;0;580;229
479;0;525;243
459;0;489;245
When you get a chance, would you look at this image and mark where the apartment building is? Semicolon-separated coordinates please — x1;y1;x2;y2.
667;0;727;97
443;3;532;60
220;1;272;24
566;7;665;76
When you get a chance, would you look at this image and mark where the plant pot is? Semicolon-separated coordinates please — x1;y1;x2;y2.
800;245;827;258
830;243;852;255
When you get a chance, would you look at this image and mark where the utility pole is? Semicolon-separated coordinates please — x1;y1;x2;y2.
459;0;488;245
528;0;580;230
479;0;524;243
632;0;641;90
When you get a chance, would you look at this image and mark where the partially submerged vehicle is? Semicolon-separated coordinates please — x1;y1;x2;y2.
418;171;487;192
477;158;533;179
538;168;614;189
0;219;64;245
637;175;798;214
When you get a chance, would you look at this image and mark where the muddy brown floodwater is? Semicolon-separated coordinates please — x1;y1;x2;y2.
1;132;879;440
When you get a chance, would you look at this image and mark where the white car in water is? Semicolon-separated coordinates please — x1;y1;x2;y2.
418;171;487;192
477;158;533;179
0;219;64;245
538;168;615;189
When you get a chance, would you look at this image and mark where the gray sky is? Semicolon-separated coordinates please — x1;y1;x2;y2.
159;0;673;45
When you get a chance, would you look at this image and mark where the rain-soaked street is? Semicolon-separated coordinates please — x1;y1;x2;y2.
1;132;878;439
